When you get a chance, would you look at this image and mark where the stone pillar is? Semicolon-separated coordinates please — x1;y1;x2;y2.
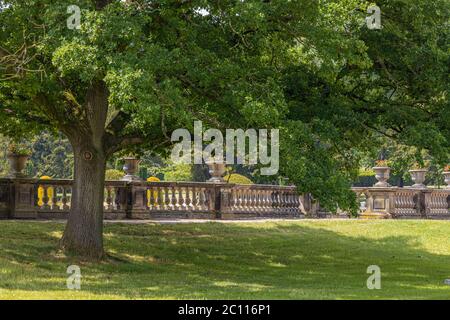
0;178;12;218
208;182;226;219
218;183;234;219
359;187;396;219
10;178;38;219
126;181;149;219
302;193;316;217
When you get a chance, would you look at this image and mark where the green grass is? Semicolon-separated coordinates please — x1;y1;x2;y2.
0;219;450;299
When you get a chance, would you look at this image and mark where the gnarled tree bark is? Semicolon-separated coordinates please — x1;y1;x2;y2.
60;81;109;259
61;141;106;258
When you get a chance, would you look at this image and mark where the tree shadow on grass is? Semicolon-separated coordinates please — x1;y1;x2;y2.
0;221;449;299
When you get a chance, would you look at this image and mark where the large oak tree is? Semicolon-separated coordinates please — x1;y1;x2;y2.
1;0;448;257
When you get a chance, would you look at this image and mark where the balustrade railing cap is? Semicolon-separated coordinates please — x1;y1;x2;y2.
358;186;398;191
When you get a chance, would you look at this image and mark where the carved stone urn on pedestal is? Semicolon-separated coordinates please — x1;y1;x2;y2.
205;159;226;183
121;157;142;181
372;166;390;187
409;169;428;188
7;153;29;178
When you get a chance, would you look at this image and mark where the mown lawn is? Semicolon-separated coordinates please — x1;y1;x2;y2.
0;219;449;299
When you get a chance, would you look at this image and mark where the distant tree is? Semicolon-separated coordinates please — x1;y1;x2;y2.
30;132;73;178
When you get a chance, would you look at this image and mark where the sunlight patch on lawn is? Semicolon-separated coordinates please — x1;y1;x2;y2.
212;281;271;291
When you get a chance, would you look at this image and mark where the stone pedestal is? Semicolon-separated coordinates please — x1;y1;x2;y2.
0;179;11;218
10;178;38;219
359;187;395;219
126;182;150;219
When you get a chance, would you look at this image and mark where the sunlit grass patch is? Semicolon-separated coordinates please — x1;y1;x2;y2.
0;220;449;299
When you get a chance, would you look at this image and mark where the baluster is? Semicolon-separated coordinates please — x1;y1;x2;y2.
185;186;191;211
255;190;261;212
228;188;234;212
253;190;260;213
203;187;210;211
294;193;301;214
240;189;246;211
230;188;237;212
51;186;58;210
286;192;292;214
268;190;273;213
114;187;122;210
247;189;252;212
197;188;205;211
287;192;293;213
398;192;405;215
148;186;154;210
42;185;50;210
61;186;69;210
162;187;168;210
242;189;248;212
275;190;281;214
204;188;211;211
249;190;255;212
239;189;245;212
262;190;268;212
171;185;177;211
111;186;118;210
291;192;297;213
155;187;162;210
289;192;295;214
280;191;286;214
279;191;285;214
262;190;269;212
146;186;150;209
177;186;184;211
397;192;403;215
106;186;113;210
260;190;266;213
191;186;197;211
266;190;272;213
245;189;251;212
284;192;291;214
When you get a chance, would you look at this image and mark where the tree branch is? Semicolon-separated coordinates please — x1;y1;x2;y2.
94;0;113;10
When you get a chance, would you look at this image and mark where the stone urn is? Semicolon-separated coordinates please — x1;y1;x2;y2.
121;157;142;181
372;166;390;187
206;159;226;183
442;171;450;189
7;153;29;178
409;169;427;188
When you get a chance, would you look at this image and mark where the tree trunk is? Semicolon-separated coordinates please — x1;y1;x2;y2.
61;143;106;259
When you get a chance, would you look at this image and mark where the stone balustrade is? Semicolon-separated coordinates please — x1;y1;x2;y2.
0;176;448;220
0;178;308;220
221;184;307;219
352;186;450;219
124;181;219;219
